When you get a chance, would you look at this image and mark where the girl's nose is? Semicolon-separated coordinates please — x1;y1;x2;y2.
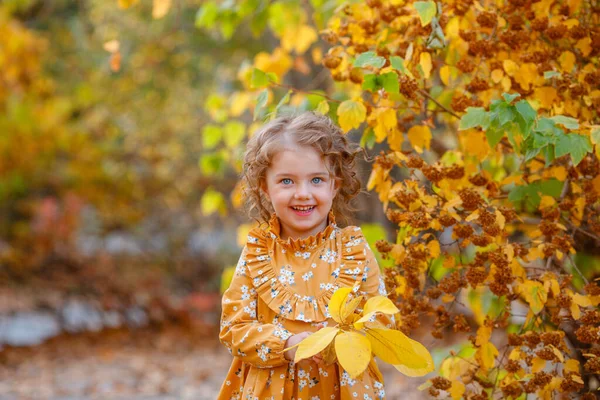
294;184;311;199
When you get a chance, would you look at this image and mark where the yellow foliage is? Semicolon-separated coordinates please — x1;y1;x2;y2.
337;99;366;132
335;331;372;378
407;125;432;153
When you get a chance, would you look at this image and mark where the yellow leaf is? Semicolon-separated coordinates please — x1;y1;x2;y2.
520;280;548;314
466;210;480;222
369;107;398;143
341;295;364;322
559;51;575;73
118;0;139;8
477;342;498;371
476;325;492;346
281;25;318;54
229;92;252;117
503;59;519;76
540;196;556;209
440;65;451;85
293;327;340;363
573;293;592;307
514;63;538;91
572;375;584;384
564;359;580;373
316;100;330;115
460;129;490;159
407;125;432;153
420;52;432;79
152;0;172;19
366;328;434;376
532;357;546;373
495;210;506;230
427;240;440;259
356;296;399;323
328;287;353;323
335;331;372;378
534;87;557;110
337;100;366;132
321;341;337;364
491;69;504;83
571;301;581;320
549;344;564;362
576;37;592;57
450;381;465;400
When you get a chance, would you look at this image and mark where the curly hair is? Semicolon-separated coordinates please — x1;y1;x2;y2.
241;111;364;227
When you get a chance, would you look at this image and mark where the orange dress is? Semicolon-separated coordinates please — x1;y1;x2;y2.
218;212;392;400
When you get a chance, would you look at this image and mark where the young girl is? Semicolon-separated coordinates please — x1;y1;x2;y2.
218;112;392;400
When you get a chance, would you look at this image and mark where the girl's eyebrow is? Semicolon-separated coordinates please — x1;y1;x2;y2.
273;172;329;178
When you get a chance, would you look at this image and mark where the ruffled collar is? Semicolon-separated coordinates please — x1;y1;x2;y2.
267;210;337;251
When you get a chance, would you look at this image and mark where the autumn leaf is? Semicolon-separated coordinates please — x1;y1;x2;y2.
366;328;434;376
337;99;366;132
407;125;432;153
152;0;172;19
335;331;372;378
293;327;340;363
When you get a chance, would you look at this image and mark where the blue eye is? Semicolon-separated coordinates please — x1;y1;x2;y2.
312;177;323;184
281;178;292;185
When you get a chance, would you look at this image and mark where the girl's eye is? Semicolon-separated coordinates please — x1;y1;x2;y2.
281;178;292;185
312;177;323;184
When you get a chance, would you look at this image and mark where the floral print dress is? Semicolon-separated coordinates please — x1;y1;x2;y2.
218;212;392;400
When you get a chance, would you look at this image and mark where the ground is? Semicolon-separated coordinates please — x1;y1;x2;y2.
0;325;429;400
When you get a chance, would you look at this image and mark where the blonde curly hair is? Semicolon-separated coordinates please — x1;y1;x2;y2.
241;111;364;226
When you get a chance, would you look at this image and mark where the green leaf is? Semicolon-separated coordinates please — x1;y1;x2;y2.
275;90;291;115
380;72;399;94
550;115;579;130
202;124;223;149
195;2;219;29
592;126;600;145
354;51;386;68
544;71;560;79
254;89;269;121
497;104;515;126
459;107;487;130
360;128;376;150
515;100;536;138
223;121;246;147
413;1;436;26
555;132;592;165
251;68;270;89
532;131;556;149
390;56;409;74
485;126;504;148
502;93;520;103
199;152;227;177
362;74;381;92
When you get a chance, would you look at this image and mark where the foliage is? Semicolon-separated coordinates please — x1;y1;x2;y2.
197;0;600;398
285;282;433;379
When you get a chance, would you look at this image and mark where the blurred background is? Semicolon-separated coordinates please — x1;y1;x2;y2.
0;1;403;398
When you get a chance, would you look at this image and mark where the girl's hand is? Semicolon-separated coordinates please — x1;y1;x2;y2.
284;330;324;365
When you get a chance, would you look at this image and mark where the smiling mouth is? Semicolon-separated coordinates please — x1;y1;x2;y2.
291;206;316;211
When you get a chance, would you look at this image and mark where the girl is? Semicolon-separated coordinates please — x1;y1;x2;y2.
218;112;392;400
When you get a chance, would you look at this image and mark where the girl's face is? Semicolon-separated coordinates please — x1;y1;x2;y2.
262;145;338;240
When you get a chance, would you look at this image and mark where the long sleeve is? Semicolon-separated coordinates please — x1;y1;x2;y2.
219;243;292;368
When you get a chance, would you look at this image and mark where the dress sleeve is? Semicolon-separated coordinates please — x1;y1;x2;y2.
219;232;292;368
342;226;395;329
